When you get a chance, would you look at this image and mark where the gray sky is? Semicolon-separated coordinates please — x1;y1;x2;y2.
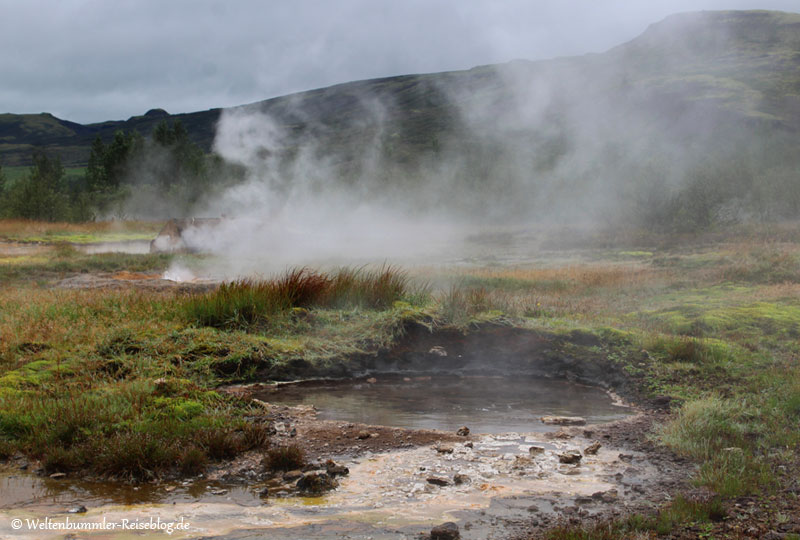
2;0;798;123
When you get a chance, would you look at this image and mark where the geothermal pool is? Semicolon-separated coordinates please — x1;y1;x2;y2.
262;375;630;433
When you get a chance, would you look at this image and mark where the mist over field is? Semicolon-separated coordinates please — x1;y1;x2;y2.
149;9;800;276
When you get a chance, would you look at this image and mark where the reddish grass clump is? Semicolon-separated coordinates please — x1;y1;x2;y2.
182;266;408;329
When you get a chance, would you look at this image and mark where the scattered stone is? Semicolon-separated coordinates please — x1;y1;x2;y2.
209;489;228;496
527;505;539;513
49;472;66;479
464;442;473;449
528;445;545;456
429;346;448;357
558;450;583;464
296;472;337;494
370;432;379;438
453;474;471;485
430;522;460;540
164;486;176;493
258;487;269;498
67;505;87;514
618;453;633;462
584;441;602;455
540;416;586;426
575;496;594;505
356;430;371;440
325;460;349;477
366;377;377;384
435;444;454;454
283;470;304;482
427;476;451;487
456;426;470;437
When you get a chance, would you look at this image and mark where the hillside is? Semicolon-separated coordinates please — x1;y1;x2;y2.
1;10;798;170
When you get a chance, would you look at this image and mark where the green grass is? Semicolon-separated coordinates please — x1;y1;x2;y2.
0;250;173;282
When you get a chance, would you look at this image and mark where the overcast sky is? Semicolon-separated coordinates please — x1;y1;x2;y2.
1;0;798;123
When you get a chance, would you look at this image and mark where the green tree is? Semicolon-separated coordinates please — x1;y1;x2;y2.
4;151;69;221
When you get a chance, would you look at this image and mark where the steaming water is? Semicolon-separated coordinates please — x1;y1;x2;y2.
263;376;630;433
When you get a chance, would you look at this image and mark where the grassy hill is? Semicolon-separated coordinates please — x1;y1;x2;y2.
1;10;798;169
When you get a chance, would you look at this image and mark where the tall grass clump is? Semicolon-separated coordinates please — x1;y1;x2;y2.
183;266;408;330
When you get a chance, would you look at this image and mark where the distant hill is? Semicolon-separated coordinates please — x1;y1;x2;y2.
2;9;799;171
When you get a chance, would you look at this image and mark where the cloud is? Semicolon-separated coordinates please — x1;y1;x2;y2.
1;0;797;122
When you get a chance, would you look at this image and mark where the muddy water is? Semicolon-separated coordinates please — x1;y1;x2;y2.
1;432;656;539
263;376;630;433
0;379;640;539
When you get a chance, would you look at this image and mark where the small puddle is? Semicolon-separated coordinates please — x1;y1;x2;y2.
260;375;630;433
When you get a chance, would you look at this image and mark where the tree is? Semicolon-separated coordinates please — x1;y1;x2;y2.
4;151;69;221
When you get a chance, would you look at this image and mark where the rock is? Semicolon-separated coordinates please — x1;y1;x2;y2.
356;430;371;440
464;442;473;449
325;460;349;477
427;476;450;486
67;505;87;514
258;487;269;498
763;532;785;540
366;377;377;384
429;346;448;357
453;474;470;485
558;450;583;464
584;441;602;455
456;426;470;436
527;504;539;513
430;522;460;540
601;490;618;503
528;445;545;455
575;496;594;505
618;453;633;462
289;427;297;437
49;472;66;479
435;444;454;454
296;472;338;494
283;470;304;482
209;488;228;495
540;416;586;426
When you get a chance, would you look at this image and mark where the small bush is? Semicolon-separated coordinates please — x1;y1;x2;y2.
263;445;305;472
180;446;208;476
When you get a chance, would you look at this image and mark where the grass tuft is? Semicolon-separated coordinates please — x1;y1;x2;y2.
182;266;409;330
